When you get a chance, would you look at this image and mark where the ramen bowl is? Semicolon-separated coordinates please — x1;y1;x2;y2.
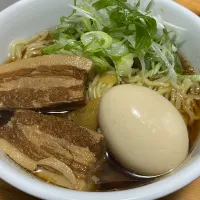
0;0;200;199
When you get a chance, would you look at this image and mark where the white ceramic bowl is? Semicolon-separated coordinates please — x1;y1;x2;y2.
0;0;200;199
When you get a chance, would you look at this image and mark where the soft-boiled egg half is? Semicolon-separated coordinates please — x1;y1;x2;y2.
98;84;189;176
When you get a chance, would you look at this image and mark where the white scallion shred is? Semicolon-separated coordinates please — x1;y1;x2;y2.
68;4;97;21
152;42;177;82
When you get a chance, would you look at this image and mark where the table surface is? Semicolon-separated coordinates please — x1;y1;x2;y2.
0;0;200;200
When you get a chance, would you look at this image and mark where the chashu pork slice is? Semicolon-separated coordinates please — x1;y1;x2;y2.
0;110;105;190
0;55;94;109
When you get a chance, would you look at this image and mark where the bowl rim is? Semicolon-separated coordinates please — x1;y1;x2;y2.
1;0;200;200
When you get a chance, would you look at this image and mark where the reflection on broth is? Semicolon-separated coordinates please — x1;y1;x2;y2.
92;159;154;192
188;121;200;150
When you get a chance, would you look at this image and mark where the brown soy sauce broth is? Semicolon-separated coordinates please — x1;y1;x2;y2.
91;55;200;192
91;122;200;192
91;155;155;192
0;95;200;192
0;55;200;192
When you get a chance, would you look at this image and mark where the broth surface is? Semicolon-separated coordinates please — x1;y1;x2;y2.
91;122;200;191
0;109;199;192
0;54;199;192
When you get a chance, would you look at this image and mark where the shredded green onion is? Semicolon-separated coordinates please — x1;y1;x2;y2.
43;0;185;78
